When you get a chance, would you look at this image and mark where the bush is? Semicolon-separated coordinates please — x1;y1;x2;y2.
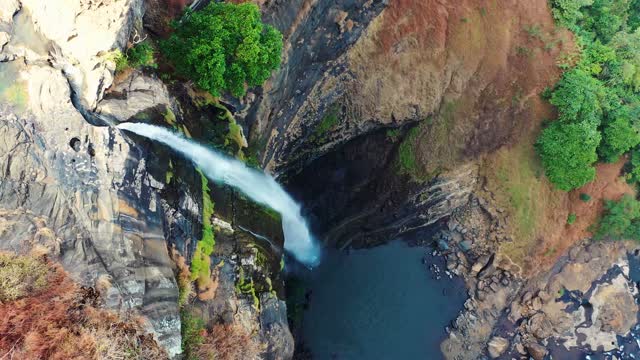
112;42;157;72
567;213;577;224
550;0;594;28
161;2;283;97
127;42;157;68
626;148;640;184
580;193;592;201
595;194;640;240
536;121;600;191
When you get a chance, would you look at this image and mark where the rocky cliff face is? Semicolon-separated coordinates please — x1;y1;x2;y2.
0;1;292;358
0;0;184;355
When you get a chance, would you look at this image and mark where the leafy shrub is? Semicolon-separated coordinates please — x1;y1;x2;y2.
161;2;283;97
536;121;600;191
626;148;640;184
550;0;593;28
0;253;49;302
127;42;157;69
567;213;577;224
580;193;592;201
595;194;640;240
112;42;157;72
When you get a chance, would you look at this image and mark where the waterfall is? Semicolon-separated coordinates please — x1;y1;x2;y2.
118;122;321;267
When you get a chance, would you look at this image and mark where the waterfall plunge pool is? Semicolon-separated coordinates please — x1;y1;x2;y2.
289;241;467;360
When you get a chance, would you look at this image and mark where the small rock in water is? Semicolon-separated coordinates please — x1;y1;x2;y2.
459;240;472;252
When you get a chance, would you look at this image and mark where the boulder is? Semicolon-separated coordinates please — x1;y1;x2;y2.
487;336;509;358
526;342;548;360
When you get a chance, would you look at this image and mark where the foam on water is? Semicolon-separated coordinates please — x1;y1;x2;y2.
118;122;321;267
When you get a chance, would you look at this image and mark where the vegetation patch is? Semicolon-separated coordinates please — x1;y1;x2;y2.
397;126;420;177
538;0;640;191
483;142;564;267
595;194;640;240
235;267;260;310
1;81;28;111
190;171;216;292
0;253;165;359
0;252;49;303
112;41;157;72
310;104;340;142
181;309;206;360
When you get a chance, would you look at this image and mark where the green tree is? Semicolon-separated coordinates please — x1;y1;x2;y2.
536;121;601;191
551;0;593;28
549;68;605;125
595;194;640;240
581;0;631;43
629;0;640;30
626;147;640;184
598;108;640;162
162;2;283;97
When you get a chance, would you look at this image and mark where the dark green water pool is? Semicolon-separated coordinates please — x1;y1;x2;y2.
299;241;467;360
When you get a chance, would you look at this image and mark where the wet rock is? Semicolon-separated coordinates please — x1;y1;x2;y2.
459;240;472;252
528;313;553;339
531;297;542;311
438;238;450;251
487;336;509;358
97;70;174;122
525;342;548;360
260;294;295;360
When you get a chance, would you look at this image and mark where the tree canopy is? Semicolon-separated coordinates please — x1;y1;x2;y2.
161;2;283;97
537;0;640;190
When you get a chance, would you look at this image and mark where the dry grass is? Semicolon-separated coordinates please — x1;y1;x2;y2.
481;141;566;273
195;323;264;360
483;144;636;275
0;253;165;359
170;247;193;307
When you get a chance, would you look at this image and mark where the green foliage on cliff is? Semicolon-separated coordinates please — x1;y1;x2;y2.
537;0;640;190
595;194;640;240
536;120;600;191
398;126;420;177
113;42;157;72
161;2;283;97
190;172;215;288
180;309;205;360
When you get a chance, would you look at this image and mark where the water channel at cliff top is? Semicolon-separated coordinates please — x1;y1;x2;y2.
296;240;467;360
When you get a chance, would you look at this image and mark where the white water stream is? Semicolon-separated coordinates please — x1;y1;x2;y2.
118;122;321;267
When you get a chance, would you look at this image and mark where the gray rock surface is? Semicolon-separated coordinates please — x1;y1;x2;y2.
0;0;182;356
